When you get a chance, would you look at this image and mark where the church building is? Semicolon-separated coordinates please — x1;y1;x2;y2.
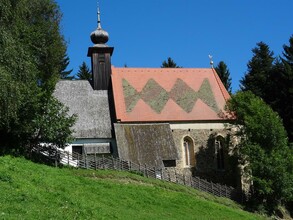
54;8;240;188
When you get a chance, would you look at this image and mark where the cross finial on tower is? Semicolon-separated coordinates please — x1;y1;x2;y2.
90;0;109;45
208;55;214;68
97;1;101;29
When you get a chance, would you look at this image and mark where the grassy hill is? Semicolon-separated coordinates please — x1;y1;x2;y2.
0;156;266;219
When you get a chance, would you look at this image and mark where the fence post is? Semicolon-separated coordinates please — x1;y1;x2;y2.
112;156;115;170
183;174;186;185
94;153;97;170
85;153;88;169
145;164;148;177
225;185;228;198
67;151;70;166
55;151;58;168
129;161;132;171
198;178;200;189
102;155;105;169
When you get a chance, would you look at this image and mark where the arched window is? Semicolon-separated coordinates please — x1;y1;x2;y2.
183;136;195;167
215;136;225;170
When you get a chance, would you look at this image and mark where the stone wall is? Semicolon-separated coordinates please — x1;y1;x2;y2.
171;126;240;188
114;122;245;191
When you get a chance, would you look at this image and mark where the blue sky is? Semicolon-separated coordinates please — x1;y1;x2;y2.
56;0;293;92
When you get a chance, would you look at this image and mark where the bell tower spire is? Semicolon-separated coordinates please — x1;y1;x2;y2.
88;2;114;90
97;3;101;29
90;1;109;45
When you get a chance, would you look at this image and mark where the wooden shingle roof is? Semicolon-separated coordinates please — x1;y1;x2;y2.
54;80;112;138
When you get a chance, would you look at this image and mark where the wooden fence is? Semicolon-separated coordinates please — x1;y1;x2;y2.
34;147;240;202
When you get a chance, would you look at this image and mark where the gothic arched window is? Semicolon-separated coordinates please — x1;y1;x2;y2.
183;136;195;167
215;136;225;170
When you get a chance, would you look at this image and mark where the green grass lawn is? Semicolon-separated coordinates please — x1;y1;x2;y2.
0;156;266;219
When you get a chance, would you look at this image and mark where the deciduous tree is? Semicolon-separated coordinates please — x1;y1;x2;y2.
0;0;75;155
227;91;293;213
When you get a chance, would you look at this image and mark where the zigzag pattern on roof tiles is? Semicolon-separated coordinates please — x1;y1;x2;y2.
122;78;219;114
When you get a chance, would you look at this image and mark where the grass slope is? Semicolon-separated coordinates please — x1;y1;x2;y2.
0;156;266;219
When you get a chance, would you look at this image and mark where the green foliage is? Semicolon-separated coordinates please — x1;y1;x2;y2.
76;61;91;80
32;97;76;149
161;57;182;68
240;42;275;99
278;36;293;142
215;61;232;93
227;91;293;213
268;59;293;142
282;35;293;65
240;39;293;142
0;0;75;154
0;156;266;219
60;53;73;79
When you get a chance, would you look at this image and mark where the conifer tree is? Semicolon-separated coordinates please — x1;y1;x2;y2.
60;53;74;79
277;36;293;142
282;35;293;65
161;57;181;68
76;62;92;80
241;39;293;142
240;42;275;100
215;61;232;94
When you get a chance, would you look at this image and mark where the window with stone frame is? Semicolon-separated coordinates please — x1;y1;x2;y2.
215;136;225;170
183;136;195;167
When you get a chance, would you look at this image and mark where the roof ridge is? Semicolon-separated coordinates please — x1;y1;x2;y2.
113;67;212;70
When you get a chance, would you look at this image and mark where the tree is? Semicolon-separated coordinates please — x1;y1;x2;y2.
282;35;293;66
0;0;75;155
278;36;293;142
240;38;293;143
215;61;232;93
76;62;92;80
240;42;275;99
161;57;181;68
32;97;76;149
60;53;74;79
226;91;293;213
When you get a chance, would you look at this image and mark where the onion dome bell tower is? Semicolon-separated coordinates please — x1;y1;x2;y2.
87;6;114;90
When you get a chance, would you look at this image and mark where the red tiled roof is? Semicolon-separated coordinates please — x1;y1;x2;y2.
111;67;231;122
